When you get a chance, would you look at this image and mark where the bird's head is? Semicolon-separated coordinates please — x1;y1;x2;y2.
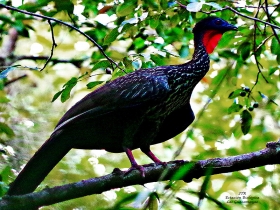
193;17;237;54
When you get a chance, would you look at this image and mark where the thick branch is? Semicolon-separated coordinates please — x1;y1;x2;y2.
1;140;280;210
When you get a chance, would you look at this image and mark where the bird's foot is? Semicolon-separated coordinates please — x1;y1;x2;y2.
158;161;167;166
125;164;145;177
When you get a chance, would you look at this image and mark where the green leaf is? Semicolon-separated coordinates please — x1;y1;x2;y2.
123;57;133;69
0;122;14;137
54;0;74;13
241;110;252;135
61;89;72;103
0;166;12;183
86;81;104;89
160;0;168;9
149;14;160;29
228;103;243;114
170;14;180;27
239;42;251;60
171;162;195;181
110;193;138;209
121;23;133;33
269;66;278;75
0;166;12;196
145;0;160;10
277;54;280;65
150;54;164;66
211;68;227;85
51;90;63;102
0;80;4;91
134;37;145;49
271;37;280;55
219;50;239;60
0;91;10;103
186;2;203;12
0;15;14;24
103;27;119;45
200;167;213;197
63;77;78;88
228;89;242;99
146;193;159;210
92;60;111;71
61;77;78;102
177;197;197;210
116;1;136;17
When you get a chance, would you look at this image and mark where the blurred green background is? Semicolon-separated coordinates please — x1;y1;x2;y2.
0;0;279;209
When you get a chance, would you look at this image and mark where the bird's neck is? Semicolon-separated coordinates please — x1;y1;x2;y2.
192;34;210;71
167;32;213;101
166;30;223;98
181;32;211;78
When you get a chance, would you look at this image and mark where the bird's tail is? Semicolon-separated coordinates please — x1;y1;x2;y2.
7;135;70;195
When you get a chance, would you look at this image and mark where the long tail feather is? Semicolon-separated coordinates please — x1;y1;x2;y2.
7;136;70;195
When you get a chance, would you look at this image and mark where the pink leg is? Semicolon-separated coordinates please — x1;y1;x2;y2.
141;147;162;163
123;147;145;177
124;147;139;167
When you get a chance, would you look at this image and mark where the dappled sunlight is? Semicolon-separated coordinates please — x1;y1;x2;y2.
30;43;43;55
247;176;263;189
1;0;279;209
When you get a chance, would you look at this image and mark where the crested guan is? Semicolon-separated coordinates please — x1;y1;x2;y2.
7;17;237;196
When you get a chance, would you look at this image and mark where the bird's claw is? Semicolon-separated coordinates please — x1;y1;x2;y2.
125;165;145;177
158;161;167;166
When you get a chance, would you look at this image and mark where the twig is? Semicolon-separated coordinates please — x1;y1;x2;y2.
4;74;27;86
224;6;280;30
40;20;57;71
264;0;280;44
14;56;86;68
255;34;274;52
243;4;279;9
198;3;280;30
0;3;123;72
249;0;269;96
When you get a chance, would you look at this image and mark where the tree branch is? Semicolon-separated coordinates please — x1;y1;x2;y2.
224;6;280;30
1;140;280;210
264;0;280;44
9;55;86;67
196;2;280;30
249;0;269;96
4;74;27;86
40;20;57;71
0;3;123;71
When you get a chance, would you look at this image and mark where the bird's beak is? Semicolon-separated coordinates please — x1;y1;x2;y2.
225;23;238;31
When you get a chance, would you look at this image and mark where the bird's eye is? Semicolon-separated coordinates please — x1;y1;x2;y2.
215;19;222;25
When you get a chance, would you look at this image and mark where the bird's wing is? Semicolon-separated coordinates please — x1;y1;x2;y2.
55;68;170;131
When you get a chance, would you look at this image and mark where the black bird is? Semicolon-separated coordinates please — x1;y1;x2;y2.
7;17;237;195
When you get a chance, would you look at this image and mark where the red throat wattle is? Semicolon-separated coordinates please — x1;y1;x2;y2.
202;30;223;54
